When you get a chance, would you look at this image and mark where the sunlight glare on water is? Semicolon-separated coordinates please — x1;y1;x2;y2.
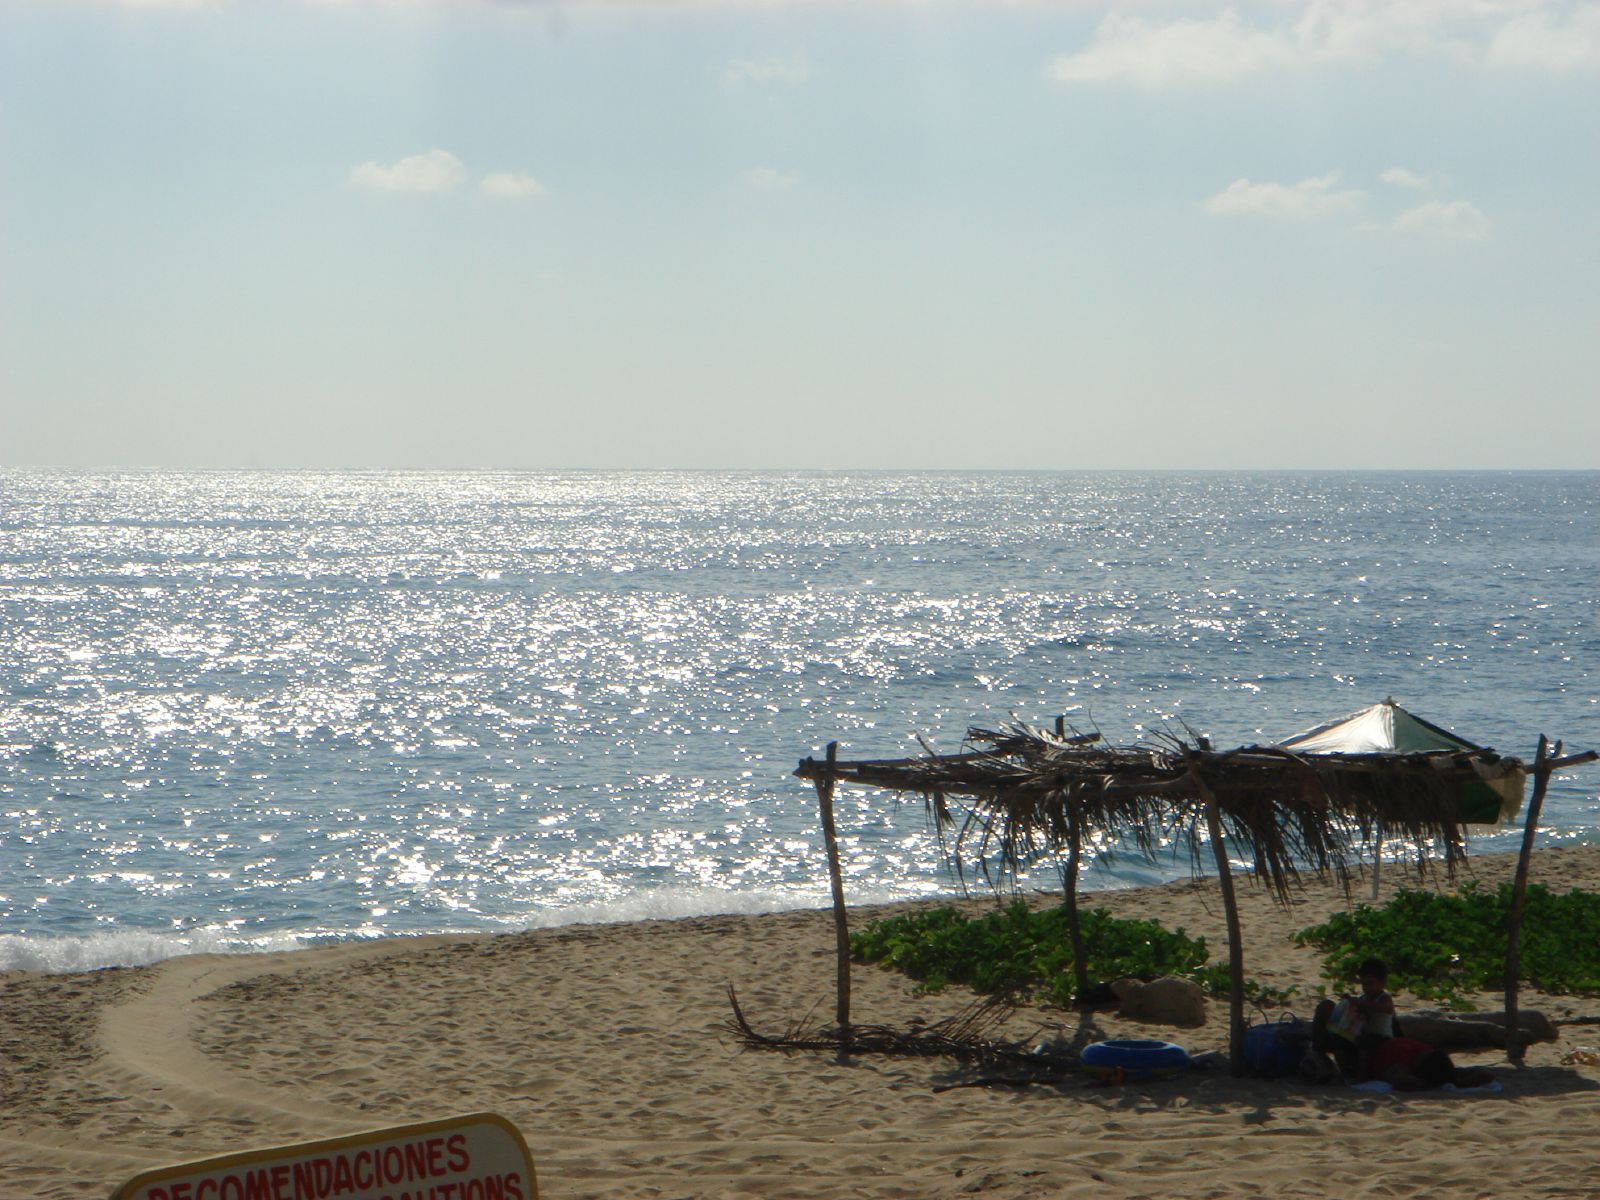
1;469;1596;971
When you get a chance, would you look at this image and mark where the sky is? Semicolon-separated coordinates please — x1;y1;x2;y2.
1;0;1597;470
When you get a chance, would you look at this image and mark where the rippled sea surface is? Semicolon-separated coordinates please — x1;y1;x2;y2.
2;469;1597;972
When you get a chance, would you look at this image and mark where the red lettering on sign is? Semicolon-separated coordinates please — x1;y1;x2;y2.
404;1141;427;1180
351;1149;373;1191
119;1121;531;1200
326;1152;352;1196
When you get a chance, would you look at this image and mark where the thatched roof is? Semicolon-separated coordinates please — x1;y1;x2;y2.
794;720;1518;900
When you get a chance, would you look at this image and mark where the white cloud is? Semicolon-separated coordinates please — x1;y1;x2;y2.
479;171;547;199
1205;172;1365;221
1048;2;1600;88
347;149;465;194
1380;166;1447;190
725;56;810;87
745;166;798;189
1047;10;1296;88
1486;5;1600;71
1291;2;1480;69
1393;199;1494;240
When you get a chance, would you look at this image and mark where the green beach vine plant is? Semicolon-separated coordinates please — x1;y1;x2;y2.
850;901;1292;1009
1295;882;1600;1007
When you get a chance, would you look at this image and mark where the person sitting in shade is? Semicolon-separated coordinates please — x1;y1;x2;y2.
1349;956;1398;1075
1306;958;1495;1090
1309;957;1397;1079
1362;1036;1497;1092
1350;957;1396;1035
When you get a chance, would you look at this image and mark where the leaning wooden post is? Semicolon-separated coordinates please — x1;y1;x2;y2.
813;741;852;1051
1505;736;1555;1063
1503;740;1598;1061
1189;748;1246;1076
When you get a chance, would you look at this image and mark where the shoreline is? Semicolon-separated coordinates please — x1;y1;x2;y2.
11;834;1595;979
3;844;1599;1199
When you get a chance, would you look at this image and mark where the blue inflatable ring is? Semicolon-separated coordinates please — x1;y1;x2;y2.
1080;1038;1190;1081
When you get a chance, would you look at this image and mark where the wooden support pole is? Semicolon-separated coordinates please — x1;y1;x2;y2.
1545;750;1600;772
813;741;852;1050
1063;801;1090;998
1190;755;1246;1077
1370;821;1384;902
1056;717;1090;998
1505;735;1556;1064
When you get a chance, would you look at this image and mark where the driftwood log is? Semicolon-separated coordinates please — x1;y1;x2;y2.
1401;1010;1559;1050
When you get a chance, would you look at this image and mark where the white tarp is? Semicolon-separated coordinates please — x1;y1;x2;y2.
1280;698;1478;756
1279;698;1524;824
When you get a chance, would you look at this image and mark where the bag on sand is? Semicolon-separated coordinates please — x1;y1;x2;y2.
1244;1012;1310;1078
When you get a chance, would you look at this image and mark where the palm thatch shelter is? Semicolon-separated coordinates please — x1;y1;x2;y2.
793;710;1594;1073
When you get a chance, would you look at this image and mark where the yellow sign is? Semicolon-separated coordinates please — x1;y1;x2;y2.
109;1112;538;1200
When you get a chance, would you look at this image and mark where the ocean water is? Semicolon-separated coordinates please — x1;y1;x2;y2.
2;469;1597;975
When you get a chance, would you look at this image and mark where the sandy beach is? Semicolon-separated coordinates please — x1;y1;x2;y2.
4;845;1599;1200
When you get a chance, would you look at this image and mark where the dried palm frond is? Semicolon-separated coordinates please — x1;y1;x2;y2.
724;986;1068;1074
795;720;1493;903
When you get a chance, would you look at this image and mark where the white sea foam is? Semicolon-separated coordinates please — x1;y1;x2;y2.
0;887;940;974
493;882;950;931
0;928;321;975
0;864;1162;975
